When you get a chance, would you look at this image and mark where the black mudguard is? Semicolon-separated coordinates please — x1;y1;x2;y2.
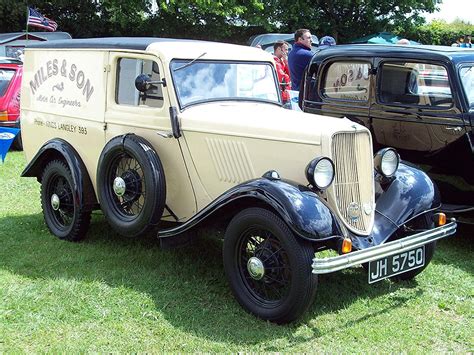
353;162;441;250
159;176;343;242
21;138;97;210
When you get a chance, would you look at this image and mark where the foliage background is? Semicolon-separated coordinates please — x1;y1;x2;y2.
0;0;472;45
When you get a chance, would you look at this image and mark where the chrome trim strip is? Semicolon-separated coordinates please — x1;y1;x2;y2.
312;221;457;274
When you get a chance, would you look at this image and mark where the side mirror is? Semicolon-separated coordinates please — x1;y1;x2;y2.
135;74;151;92
135;74;166;92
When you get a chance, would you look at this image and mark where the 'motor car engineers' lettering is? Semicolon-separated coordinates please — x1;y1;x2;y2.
29;59;95;102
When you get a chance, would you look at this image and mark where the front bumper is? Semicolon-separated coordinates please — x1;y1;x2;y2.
312;220;457;274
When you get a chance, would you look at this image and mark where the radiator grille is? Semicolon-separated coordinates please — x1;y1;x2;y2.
330;131;374;234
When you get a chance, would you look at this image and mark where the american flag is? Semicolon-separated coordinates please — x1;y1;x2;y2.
27;7;58;32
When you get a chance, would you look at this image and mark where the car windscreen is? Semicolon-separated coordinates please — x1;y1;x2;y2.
460;65;474;107
0;69;15;97
170;60;280;108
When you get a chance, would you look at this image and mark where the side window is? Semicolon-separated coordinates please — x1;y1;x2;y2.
460;66;474;107
322;61;370;101
379;62;452;108
0;69;15;96
116;58;164;108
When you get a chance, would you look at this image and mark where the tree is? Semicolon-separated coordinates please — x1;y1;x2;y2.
0;0;444;45
256;0;441;43
0;0;30;33
400;19;474;45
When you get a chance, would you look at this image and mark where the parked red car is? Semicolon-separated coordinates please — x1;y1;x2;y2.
0;57;22;149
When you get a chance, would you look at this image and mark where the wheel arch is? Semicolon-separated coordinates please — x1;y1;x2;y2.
159;177;343;244
21;138;97;210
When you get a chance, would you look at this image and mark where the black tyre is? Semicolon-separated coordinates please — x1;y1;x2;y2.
40;160;91;241
392;214;437;281
97;134;166;237
223;207;317;324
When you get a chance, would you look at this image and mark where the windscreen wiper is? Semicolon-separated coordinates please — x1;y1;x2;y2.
173;52;207;71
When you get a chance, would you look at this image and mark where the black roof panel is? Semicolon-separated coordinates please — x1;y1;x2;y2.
26;37;205;51
309;44;474;65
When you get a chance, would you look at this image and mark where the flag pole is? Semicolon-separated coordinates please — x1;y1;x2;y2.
25;6;29;42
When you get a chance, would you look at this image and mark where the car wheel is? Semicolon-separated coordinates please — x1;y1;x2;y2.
223;207;317;324
97;134;166;237
391;215;436;281
41;160;91;241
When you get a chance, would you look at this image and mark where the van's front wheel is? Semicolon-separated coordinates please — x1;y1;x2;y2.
223;207;317;324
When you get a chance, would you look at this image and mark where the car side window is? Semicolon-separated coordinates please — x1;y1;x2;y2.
0;69;15;96
379;62;452;108
116;58;164;108
322;61;370;101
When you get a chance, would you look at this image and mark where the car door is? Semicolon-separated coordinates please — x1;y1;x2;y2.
104;52;197;221
371;59;466;157
304;58;373;130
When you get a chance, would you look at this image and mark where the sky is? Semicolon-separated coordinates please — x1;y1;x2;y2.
422;0;474;23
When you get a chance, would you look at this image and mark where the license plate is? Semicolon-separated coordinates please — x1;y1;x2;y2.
368;245;425;284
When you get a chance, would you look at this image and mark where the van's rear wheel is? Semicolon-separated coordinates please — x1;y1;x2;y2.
41;160;91;241
97;134;166;237
223;208;317;324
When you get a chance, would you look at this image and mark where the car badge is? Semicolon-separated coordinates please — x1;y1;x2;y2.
363;203;372;215
347;202;360;221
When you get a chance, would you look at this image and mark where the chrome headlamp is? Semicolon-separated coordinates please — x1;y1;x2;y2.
374;148;400;177
305;157;335;190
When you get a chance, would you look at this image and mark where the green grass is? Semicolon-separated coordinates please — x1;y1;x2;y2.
1;151;473;352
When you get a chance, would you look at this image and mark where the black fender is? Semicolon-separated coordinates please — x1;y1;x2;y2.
159;176;343;242
21;138;97;210
352;162;441;250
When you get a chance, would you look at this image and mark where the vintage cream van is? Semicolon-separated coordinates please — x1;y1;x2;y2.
20;38;456;323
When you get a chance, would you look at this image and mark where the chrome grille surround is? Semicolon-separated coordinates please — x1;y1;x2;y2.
328;131;375;235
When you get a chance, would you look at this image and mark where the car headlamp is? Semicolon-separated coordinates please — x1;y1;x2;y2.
374;148;400;177
305;157;335;190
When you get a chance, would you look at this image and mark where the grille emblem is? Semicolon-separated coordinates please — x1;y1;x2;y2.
347;202;360;221
363;203;372;215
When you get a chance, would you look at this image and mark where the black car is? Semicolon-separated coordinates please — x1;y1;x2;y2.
300;45;474;215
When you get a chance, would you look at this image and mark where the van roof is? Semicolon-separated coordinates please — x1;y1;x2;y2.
27;37;179;50
26;37;273;63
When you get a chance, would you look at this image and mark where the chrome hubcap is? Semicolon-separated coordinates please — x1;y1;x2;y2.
50;193;60;211
247;257;265;280
113;177;126;197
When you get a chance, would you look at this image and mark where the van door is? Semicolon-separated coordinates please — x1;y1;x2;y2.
104;52;196;221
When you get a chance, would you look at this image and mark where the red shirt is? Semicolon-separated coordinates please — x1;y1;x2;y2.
273;56;291;102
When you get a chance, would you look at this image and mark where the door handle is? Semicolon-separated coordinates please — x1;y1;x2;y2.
156;131;173;138
444;126;463;132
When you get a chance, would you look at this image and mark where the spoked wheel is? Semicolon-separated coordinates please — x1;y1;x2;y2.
97;135;166;237
238;227;292;303
107;153;146;218
41;160;91;241
223;208;317;324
